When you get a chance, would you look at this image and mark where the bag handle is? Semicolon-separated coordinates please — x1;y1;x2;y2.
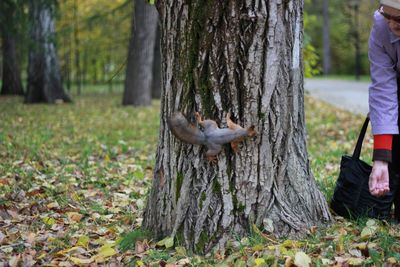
352;115;370;160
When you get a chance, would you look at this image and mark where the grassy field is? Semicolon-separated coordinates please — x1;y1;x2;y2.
1;88;399;266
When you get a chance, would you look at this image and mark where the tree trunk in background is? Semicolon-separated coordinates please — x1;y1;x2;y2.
73;0;82;95
322;0;331;75
122;0;158;106
143;0;332;253
0;0;24;95
26;0;71;103
151;23;162;99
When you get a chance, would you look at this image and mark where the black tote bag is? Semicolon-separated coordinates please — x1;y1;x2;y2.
330;117;399;219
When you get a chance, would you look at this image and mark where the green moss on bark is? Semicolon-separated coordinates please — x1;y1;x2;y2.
176;172;184;202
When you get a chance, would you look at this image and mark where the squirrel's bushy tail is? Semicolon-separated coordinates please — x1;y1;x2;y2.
167;112;206;145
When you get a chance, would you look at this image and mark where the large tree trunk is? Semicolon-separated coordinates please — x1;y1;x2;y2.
322;0;331;75
26;0;71;104
0;0;24;95
122;0;158;106
143;0;332;253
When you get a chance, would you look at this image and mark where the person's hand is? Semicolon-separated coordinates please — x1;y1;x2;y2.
369;160;390;197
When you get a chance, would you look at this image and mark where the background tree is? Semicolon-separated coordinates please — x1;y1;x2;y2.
122;0;158;106
305;0;376;76
143;0;332;253
322;0;331;75
151;24;162;99
57;0;132;92
0;0;24;95
25;0;71;103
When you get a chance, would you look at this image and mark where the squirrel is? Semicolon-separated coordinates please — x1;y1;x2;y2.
168;112;256;162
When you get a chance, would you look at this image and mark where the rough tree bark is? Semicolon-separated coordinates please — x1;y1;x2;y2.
26;0;71;104
122;0;158;106
0;0;24;95
143;0;332;253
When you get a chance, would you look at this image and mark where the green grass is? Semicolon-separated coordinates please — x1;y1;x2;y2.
0;87;399;266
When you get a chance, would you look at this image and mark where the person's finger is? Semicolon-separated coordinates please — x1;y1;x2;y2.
371;188;380;196
369;174;378;193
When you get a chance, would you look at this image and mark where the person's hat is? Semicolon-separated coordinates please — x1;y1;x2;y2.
381;0;400;9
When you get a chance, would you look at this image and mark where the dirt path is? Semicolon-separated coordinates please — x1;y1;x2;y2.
304;78;370;116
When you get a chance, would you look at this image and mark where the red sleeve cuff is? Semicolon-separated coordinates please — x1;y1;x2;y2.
374;134;393;150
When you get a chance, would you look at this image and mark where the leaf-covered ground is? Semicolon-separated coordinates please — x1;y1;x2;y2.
1;90;400;266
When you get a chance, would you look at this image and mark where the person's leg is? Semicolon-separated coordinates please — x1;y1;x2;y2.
391;135;400;220
393;78;400;220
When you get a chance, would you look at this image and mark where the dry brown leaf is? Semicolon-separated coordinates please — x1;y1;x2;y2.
9;255;20;267
66;212;83;222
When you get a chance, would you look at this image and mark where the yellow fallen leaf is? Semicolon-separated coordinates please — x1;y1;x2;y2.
352;242;367;250
76;235;90;248
42;217;56;226
175;246;187;257
282;239;302;248
70;257;93;265
56;246;81;256
294;251;311;267
336;236;345;255
137;260;144;266
255;258;265;267
37;253;47;260
284;256;294;267
252;244;264;251
95;244;117;259
157;236;174;248
165;237;174;248
347;257;364;266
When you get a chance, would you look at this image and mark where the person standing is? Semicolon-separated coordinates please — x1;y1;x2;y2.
368;0;400;218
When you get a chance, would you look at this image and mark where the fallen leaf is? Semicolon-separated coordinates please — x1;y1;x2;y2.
284;256;294;267
9;255;20;267
294;251;311;267
347;257;364;266
255;258;266;266
95;244;117;259
157;236;174;248
70;257;93;265
366;219;376;226
387;257;397;264
176;258;191;266
0;231;5;244
42;217;56;226
56;246;82;256
66;212;83;222
349;249;362;257
76;235;90;248
360;225;377;240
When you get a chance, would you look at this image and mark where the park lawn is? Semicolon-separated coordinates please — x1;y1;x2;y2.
1;90;400;266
